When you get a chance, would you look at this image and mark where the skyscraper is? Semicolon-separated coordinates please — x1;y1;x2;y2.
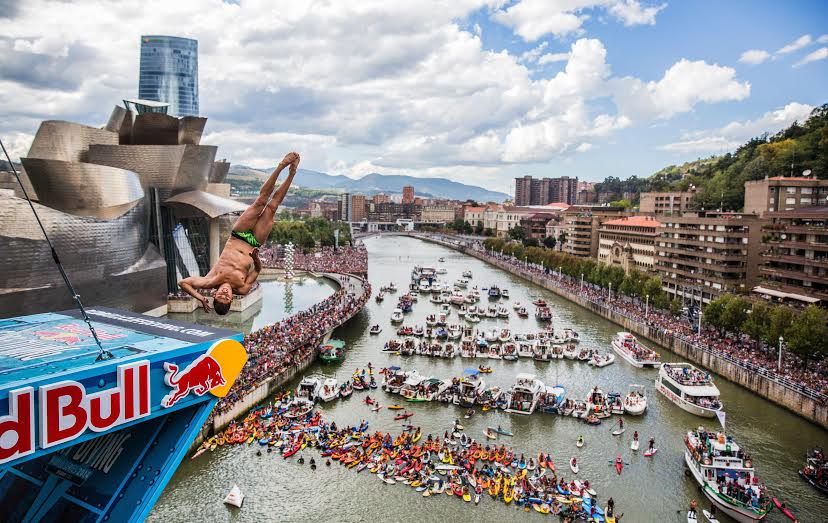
139;35;199;117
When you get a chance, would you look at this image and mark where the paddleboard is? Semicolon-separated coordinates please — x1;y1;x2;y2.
687;510;698;522
576;438;584;448
631;439;639;451
612;428;625;436
644;448;658;457
702;509;720;523
570;458;579;474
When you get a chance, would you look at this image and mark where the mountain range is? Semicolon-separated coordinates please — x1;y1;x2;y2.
228;165;510;203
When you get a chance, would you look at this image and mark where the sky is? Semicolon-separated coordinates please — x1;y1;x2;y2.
0;0;826;194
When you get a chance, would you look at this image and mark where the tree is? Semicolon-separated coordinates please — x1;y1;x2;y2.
474;222;484;235
484;228;494;237
766;305;795;347
741;303;770;342
523;237;539;247
557;231;568;251
721;296;751;333
449;218;465;231
784;305;828;360
543;235;556;249
509;225;527;241
463;221;473;234
702;294;732;331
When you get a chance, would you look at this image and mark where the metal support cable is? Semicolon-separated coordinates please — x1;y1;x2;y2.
0;138;112;361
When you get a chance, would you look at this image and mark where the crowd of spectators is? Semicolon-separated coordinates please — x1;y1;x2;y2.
259;245;368;275
421;233;828;400
207;260;371;423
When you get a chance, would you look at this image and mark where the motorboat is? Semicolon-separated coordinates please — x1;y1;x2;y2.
501;342;518;361
450;291;466;305
382;368;409;393
487;343;501;359
382;339;402;353
390;309;404;323
517;341;534;358
440;303;452;316
465;293;478;304
488;285;501;298
497;306;509;318
535;307;552;322
563;345;578;360
684;428;771;522
296;376;321;402
516;307;528;318
532;297;547;307
462;270;473;278
656;363;722;417
436;267;447;274
421;377;449;401
498;328;512;342
319;339;346;364
455;278;469;288
624;384;647;415
375;292;385;303
460;340;476;358
533;341;553;361
318;378;339;402
459;370;485;407
437;312;448;326
400;372;426;401
430;293;444;304
447;324;463;340
589;352;615;367
501;289;509;299
465;313;481;323
484;328;499;342
485;306;498;319
505;373;545;415
611;332;661;368
369;325;382;335
539;385;566;414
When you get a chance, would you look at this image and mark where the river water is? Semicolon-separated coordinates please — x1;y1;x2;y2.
151;236;828;522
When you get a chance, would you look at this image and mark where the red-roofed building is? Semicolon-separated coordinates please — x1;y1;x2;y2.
463;206;487;228
598;215;662;273
744;176;828;216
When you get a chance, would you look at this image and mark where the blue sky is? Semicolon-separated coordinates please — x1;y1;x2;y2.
0;1;826;194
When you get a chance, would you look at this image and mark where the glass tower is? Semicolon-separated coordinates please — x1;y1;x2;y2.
138;35;198;117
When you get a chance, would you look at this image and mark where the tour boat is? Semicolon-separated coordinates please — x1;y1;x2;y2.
223;484;245;508
296;376;321;402
390;309;404;323
488;285;501;298
611;332;661;368
497;305;509;318
319;339;346;363
459;370;485;407
505;373;545;415
623;384;647;415
535;307;552;322
656;363;723;417
369;325;382;335
318;378;339;402
684;428;771;522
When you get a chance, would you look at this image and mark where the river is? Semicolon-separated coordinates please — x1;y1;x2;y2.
151;235;828;522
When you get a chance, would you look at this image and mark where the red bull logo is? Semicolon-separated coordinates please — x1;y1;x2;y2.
161;339;247;408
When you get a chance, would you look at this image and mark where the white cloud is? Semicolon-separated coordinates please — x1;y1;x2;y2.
0;132;35;164
660;102;814;153
607;0;666;26
738;49;770;65
0;1;748;188
793;47;828;68
777;34;812;55
492;0;666;42
612;59;750;120
537;52;571;65
818;34;828;44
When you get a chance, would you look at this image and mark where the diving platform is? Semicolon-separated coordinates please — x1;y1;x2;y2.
0;307;246;522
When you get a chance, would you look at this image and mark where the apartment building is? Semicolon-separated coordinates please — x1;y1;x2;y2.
514;175;579;206
655;211;765;305
756;206;828;306
639;191;695;215
464;206;486;228
562;206;627;258
597;216;661;273
744;176;828;216
420;205;455;224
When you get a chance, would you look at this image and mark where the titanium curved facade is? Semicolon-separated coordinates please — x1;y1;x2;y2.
2;99;243;318
139;35;198;117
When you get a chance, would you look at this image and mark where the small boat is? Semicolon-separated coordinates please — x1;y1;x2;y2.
484;428;497;440
569;457;579;474
516;307;529;318
369;325;382;335
318;377;339;402
390;308;404;323
772;498;797;522
387;404;404;410
535;307;552;322
501;289;510;299
615;454;623;475
223;484;244;508
702;510;721;523
477;365;492;374
576;436;584;448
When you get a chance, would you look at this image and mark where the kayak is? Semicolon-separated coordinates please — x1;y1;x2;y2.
570;457;579;474
532;503;550;514
615;455;623;474
388;405;404;410
490;427;514;436
631;439;639;451
394;412;414;420
484;429;497;440
772;498;797;522
702;509;720;523
644;447;658;457
463;492;471;502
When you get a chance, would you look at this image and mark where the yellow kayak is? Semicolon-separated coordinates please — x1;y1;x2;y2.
388;405;404;410
463;493;471;502
412;431;422;443
533;503;550;514
503;488;513;504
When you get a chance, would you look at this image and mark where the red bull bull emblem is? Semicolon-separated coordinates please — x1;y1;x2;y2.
161;338;247;408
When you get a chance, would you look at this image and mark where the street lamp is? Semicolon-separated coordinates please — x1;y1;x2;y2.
558;266;562;279
580;273;584;291
608;282;612;300
697;309;703;335
645;294;649;318
778;336;784;372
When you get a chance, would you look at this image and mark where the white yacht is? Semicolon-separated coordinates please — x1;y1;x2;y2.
390;308;404;323
505;373;545;415
623;383;647;415
611;332;661;368
458;371;485;407
296;376;321;402
656;363;723;417
399;372;425;401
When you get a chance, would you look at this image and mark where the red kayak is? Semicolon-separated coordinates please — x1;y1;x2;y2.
394;412;414;420
644;447;658;457
772;498;797;522
615;454;623;474
365;398;375;405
